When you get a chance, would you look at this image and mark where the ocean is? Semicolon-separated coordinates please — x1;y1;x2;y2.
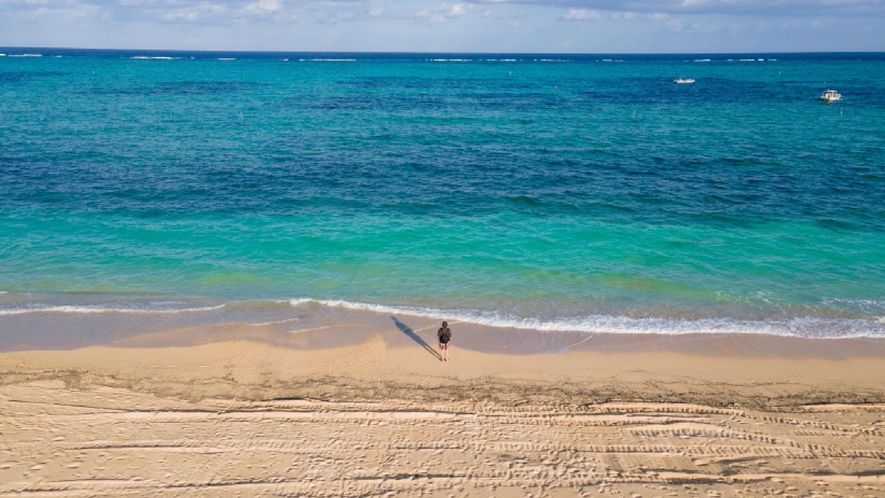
1;49;884;350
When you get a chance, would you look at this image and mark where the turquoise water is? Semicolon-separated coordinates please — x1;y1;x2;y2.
1;49;884;346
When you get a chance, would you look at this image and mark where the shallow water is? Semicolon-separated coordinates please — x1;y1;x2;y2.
1;50;884;348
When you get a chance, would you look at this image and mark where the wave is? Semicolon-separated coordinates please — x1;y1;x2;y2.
0;304;226;316
288;298;885;339
3;296;882;339
9;54;42;58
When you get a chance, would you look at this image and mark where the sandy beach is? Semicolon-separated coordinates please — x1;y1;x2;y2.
2;316;885;497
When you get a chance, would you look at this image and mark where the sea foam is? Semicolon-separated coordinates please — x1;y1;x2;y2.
289;299;885;339
0;304;226;316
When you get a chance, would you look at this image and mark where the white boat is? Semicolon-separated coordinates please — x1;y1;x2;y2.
820;89;841;103
674;78;695;84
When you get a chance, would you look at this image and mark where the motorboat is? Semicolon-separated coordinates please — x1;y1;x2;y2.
674;78;695;84
820;89;841;103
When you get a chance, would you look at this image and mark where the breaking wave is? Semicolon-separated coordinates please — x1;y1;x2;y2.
289;298;885;339
0;304;226;316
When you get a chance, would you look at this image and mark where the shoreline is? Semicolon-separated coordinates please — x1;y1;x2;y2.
3;319;885;408
3;301;885;356
3;294;885;352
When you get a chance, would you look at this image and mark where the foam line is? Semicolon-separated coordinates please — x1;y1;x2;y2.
288;298;885;339
0;304;226;316
249;318;300;327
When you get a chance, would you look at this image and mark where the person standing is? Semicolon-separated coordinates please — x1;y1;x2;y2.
437;321;452;362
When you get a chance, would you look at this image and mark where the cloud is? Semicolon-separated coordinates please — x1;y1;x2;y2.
500;0;885;18
416;2;468;22
25;0;401;25
561;8;600;20
1;0;884;54
0;0;399;25
441;3;467;16
610;10;669;19
256;0;281;12
241;0;282;14
4;0;883;35
156;2;225;22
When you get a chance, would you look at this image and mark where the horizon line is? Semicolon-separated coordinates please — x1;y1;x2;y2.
2;46;884;56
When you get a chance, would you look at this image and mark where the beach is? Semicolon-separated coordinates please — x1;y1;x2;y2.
2;316;885;497
2;50;885;497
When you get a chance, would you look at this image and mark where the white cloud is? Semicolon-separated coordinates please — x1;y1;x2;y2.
561;8;600;20
517;0;885;18
256;0;280;11
163;9;199;20
2;0;885;52
158;1;224;21
440;3;466;16
612;10;669;20
241;0;281;13
416;2;468;23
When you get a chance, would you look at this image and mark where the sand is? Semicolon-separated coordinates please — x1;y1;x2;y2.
1;318;884;497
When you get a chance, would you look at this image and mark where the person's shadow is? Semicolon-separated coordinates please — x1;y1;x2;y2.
391;317;441;361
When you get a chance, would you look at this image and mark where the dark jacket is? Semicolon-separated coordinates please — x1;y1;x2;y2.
437;327;451;344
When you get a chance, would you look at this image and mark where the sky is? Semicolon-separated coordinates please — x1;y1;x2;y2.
0;0;883;53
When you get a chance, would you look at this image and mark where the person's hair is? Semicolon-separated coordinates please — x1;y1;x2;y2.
442;321;448;327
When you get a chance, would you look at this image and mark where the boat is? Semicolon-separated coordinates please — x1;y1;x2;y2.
820;89;841;103
674;78;695;84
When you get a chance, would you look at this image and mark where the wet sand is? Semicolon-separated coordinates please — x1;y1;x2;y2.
1;317;884;497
